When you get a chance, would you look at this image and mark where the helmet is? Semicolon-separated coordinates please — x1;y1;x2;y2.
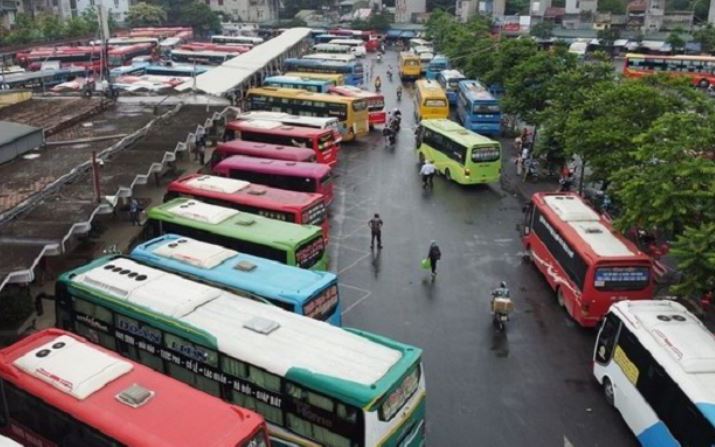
500;281;507;288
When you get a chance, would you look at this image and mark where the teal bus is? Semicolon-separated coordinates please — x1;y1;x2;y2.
55;256;426;447
145;198;327;271
415;118;501;185
130;234;342;326
263;75;333;93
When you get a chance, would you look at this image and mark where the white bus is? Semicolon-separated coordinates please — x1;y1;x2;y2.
303;53;357;63
233;111;343;142
328;38;366;57
57;257;426;447
311;43;352;55
409;38;433;52
211;35;263;46
594;300;715;446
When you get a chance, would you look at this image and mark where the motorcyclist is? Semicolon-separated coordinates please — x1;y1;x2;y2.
377;53;383;63
374;76;382;92
492;281;510;299
491;281;512;331
396;85;403;101
387;66;393;81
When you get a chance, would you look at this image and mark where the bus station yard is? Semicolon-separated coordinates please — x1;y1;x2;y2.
2;35;710;445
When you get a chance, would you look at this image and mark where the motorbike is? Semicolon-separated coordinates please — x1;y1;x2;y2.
377;54;382;63
491;294;513;332
397;89;402;101
387;70;393;81
389;115;401;132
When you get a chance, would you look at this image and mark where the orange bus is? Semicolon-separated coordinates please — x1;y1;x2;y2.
623;53;715;88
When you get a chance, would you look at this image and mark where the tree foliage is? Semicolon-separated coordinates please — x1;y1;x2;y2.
529;22;554;39
693;24;715;53
670;224;715;298
666;27;686;53
127;2;167;27
0;8;107;46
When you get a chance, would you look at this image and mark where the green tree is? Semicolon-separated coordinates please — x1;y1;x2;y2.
693;24;715;53
670;224;715;299
127;2;167;27
481;38;538;88
38;13;65;41
177;2;221;36
667;26;686;53
598;0;626;14
529;21;554;39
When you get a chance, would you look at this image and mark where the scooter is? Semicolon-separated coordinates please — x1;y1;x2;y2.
491;294;513;332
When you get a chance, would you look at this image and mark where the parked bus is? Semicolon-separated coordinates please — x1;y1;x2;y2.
0;329;269;447
426;55;449;80
314;33;341;44
311;43;352;55
414;46;434;73
594;300;715;445
159;37;183;57
145;198;327;270
414;79;449;121
246;86;369;141
521;192;654;327
623;53;715;88
303;53;357;63
170;49;233;65
232;111;343;143
181;42;251;54
329;28;380;52
20;46;102;72
213;155;334;204
437;69;467;105
105;37;160;47
282;58;364;87
211;34;264;46
108;43;155;67
224;119;339;167
145;64;208;77
211;140;316;167
327;38;367;57
164;174;329;238
415;118;501;185
283;71;345;86
263;75;332;93
399;52;421;81
329;85;386;127
131;234;341;325
456;79;502;136
55;257;426;447
409;38;433;52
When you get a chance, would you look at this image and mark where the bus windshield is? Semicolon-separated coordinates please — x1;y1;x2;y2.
471;146;500;163
425;99;447;107
296;234;325;269
378;364;421;421
352;99;368;112
594;266;650;290
302;284;339;321
473;103;500;114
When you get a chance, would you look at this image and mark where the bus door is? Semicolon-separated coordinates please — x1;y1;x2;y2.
520;202;534;238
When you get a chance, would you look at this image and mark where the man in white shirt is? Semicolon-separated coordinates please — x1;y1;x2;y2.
419;160;436;189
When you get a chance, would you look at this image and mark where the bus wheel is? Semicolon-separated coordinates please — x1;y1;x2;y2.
603;378;615;407
444;168;452;181
699;79;710;88
556;288;565;307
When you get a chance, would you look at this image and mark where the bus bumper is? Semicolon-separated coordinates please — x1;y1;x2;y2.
370;111;387;125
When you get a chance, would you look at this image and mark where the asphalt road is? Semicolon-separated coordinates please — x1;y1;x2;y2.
328;51;637;446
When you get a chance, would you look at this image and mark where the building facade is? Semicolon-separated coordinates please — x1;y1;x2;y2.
206;0;279;23
395;0;426;23
456;0;477;22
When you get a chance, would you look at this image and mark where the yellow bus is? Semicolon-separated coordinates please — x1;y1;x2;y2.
399;52;421;81
414;79;449;121
246;86;369;141
283;71;345;86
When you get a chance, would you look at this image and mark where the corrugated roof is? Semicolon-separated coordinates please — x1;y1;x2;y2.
0;121;42;147
176;28;312;96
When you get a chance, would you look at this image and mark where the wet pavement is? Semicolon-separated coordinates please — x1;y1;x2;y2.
329;51;637;446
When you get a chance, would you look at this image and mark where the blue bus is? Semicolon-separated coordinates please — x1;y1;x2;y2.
130;234;342;326
263;75;332;93
456;79;502;136
426;55;450;80
144;64;209;77
315;33;340;43
283;58;364;86
437;69;466;105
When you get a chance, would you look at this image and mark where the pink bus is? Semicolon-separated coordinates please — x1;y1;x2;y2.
213;155;334;204
210;140;316;168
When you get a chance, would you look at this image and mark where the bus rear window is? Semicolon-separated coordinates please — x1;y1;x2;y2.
471;146;500;163
594;266;650;290
302;284;338;320
302;201;327;226
424;99;446;108
295;235;325;269
378;365;421;421
352;99;368;112
318;132;334;151
473;104;500;114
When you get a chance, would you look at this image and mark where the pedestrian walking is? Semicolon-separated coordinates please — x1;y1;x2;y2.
197;141;206;165
420;160;436;189
368;213;383;249
427;241;442;278
129;198;141;226
194;127;205;161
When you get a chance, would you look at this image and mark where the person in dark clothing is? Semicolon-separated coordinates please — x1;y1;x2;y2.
368;213;383;249
129;198;141;226
428;241;441;277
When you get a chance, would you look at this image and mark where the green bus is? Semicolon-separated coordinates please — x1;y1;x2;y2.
55;256;427;447
415;118;502;185
146;198;327;271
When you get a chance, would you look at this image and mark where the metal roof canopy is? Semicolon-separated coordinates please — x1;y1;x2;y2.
0;121;44;165
176;28;311;96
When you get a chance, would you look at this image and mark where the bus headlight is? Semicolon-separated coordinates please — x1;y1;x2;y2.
464;168;470;177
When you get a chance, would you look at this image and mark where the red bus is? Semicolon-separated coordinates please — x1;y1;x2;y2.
211;140;316;168
165;173;329;238
129;27;193;39
225;120;339;167
108;43;156;67
180;42;251;54
0;329;270;447
20;46;102;71
623;53;715;88
521;192;654;327
213;155;334;204
329;28;380;52
329;85;386;126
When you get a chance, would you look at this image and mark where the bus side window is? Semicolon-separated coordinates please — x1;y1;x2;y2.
521;203;533;235
595;313;620;364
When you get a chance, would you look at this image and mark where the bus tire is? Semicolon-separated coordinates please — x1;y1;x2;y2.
444;168;452;181
603;377;615;407
699;78;710;88
556;287;565;307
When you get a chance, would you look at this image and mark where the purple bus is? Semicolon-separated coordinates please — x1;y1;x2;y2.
211;140;316;168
